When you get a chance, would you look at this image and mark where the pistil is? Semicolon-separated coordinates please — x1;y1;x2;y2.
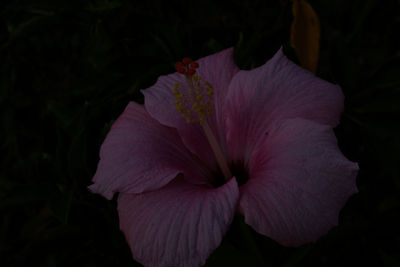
200;120;232;181
173;58;232;181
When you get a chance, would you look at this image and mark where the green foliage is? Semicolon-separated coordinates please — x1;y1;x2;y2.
0;0;399;266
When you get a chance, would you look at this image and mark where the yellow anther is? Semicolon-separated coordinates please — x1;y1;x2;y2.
173;83;180;93
172;74;214;123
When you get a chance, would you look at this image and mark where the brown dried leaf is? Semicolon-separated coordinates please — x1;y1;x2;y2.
290;0;320;73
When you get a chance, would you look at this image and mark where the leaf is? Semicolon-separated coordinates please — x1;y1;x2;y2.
290;0;320;73
206;216;266;267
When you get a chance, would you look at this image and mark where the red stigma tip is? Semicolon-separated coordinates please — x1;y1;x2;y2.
191;61;199;69
177;67;186;74
182;57;192;65
187;68;196;76
175;62;183;70
176;58;198;75
175;62;186;74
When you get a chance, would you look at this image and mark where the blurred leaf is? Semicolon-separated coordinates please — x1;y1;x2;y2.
206;216;266;266
380;250;400;267
290;0;320;73
283;245;313;267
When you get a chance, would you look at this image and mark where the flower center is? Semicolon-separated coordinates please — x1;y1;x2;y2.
174;58;232;181
213;161;249;188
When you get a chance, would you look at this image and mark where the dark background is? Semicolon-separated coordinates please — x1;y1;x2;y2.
1;0;399;266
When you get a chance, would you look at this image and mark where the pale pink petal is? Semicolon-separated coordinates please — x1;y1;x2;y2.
118;177;239;267
238;118;358;246
143;48;239;168
89;102;210;199
225;48;344;162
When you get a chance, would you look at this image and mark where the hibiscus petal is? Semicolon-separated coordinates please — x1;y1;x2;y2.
143;48;239;168
118;177;239;267
225;48;344;162
89;102;209;199
239;118;358;246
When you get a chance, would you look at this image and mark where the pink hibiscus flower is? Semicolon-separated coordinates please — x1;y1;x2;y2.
89;48;358;267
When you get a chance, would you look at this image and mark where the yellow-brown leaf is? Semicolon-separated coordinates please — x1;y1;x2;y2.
290;0;320;73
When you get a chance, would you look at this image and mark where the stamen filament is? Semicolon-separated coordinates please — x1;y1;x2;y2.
200;120;232;181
